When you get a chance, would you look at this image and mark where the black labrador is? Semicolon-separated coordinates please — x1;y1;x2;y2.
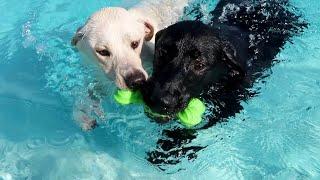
141;0;307;168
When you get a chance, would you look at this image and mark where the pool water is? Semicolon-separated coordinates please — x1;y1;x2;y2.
0;0;319;179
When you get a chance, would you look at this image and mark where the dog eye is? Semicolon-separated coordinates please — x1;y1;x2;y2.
131;41;140;49
96;49;111;57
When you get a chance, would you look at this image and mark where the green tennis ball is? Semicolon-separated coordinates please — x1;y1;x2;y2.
114;89;143;105
177;98;205;128
114;90;205;127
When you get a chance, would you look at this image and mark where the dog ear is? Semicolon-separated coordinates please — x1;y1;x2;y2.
71;26;84;46
221;43;245;78
155;29;164;43
143;20;154;41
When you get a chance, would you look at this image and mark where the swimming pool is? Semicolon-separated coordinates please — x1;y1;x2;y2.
0;0;319;179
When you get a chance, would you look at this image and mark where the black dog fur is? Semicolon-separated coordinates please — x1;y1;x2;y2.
142;0;307;168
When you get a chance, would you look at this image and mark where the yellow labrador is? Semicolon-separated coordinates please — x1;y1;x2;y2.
71;0;188;130
72;0;188;89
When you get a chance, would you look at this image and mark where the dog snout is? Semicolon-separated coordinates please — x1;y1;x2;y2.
150;94;183;114
141;81;187;114
147;95;175;114
158;95;177;111
124;70;147;90
160;96;171;108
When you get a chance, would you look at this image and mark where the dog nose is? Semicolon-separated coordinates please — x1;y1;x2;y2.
148;95;176;114
124;70;146;89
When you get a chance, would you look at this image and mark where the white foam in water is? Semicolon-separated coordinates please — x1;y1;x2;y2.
0;0;320;179
219;3;240;22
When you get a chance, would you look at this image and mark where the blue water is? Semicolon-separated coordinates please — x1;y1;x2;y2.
0;0;319;179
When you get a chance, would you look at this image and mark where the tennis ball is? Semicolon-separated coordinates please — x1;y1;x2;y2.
114;89;143;105
114;90;205;127
177;98;206;127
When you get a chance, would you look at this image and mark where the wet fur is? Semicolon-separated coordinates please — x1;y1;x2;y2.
71;0;188;130
143;0;307;168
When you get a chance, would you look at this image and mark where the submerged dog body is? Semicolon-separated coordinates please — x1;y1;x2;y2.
72;0;188;89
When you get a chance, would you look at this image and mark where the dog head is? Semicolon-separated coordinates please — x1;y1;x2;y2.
141;21;244;115
72;7;155;89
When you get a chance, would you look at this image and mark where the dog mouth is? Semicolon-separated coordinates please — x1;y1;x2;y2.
140;80;191;121
143;100;191;123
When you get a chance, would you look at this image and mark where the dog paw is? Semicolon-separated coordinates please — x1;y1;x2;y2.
92;102;106;120
80;116;98;131
73;108;99;131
